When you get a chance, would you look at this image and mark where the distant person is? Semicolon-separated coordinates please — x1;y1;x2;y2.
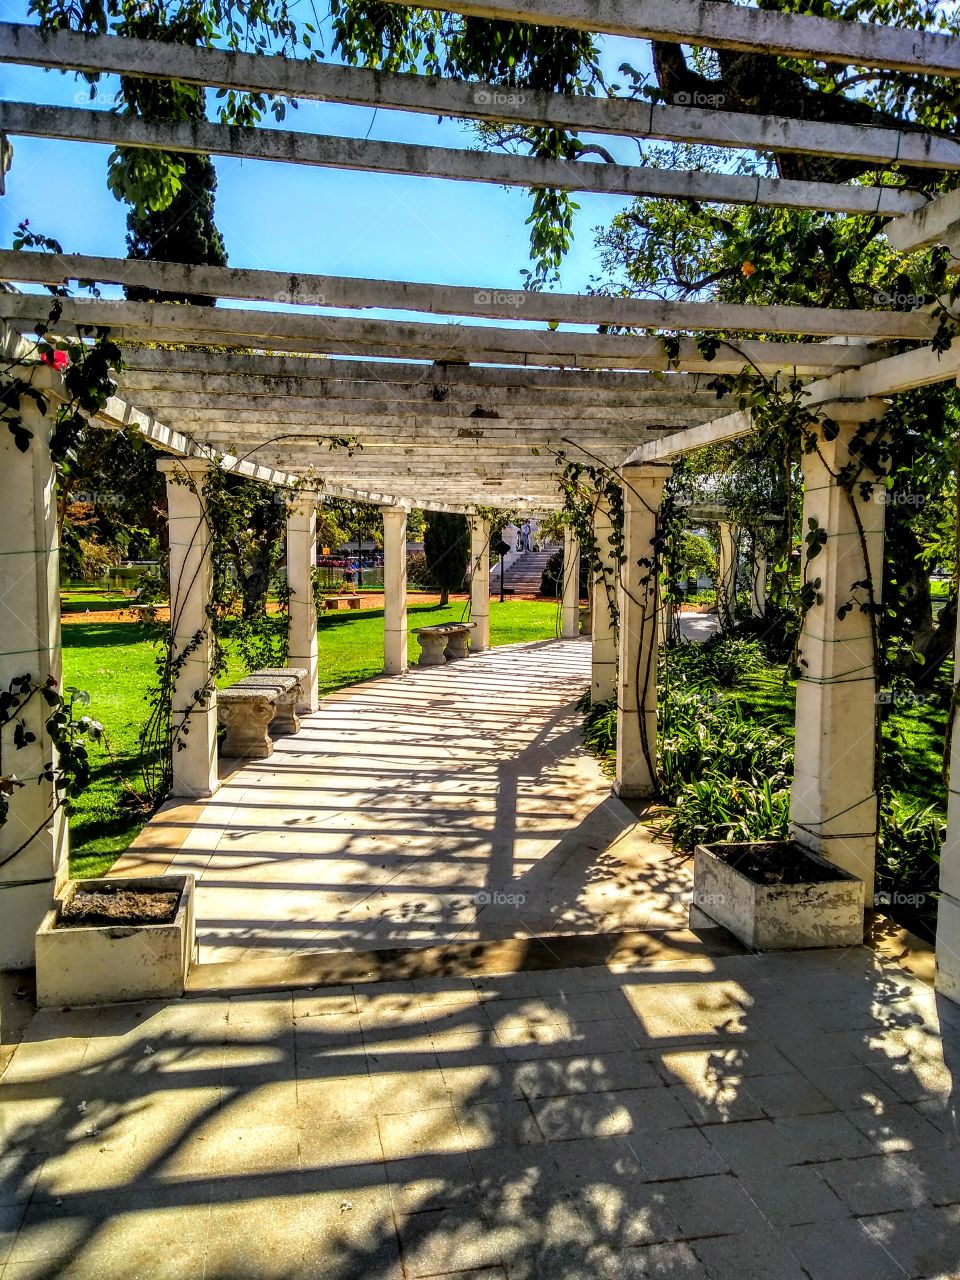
520;520;532;552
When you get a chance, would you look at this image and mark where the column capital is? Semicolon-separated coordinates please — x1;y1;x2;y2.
157;455;214;478
815;398;889;425
289;487;319;510
381;505;407;523
620;462;672;480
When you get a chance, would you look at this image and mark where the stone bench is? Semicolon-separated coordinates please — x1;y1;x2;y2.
322;594;362;611
217;667;307;759
412;622;476;667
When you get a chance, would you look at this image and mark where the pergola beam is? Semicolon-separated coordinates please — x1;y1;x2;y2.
0;102;925;219
118;347;881;384
0;251;938;341
626;341;960;462
376;0;960;78
1;295;896;376
2;23;957;173
884;189;960;254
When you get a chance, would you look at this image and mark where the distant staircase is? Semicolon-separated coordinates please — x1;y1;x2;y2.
496;547;556;597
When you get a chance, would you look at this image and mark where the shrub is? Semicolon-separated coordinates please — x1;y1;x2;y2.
540;549;589;598
667;635;766;687
406;551;433;588
76;537;120;582
663;774;791;851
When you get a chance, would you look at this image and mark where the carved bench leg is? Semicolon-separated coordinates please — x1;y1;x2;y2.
271;685;302;736
445;631;471;660
218;696;276;758
416;632;449;667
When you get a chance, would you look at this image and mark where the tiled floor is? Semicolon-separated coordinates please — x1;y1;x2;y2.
2;944;959;1278
117;640;690;965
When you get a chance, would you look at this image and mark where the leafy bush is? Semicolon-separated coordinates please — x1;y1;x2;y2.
540;549;589;598
581;695;617;765
667;634;766;687
76;537;120;582
663;774;791;852
406;551;433;588
659;685;793;801
877;803;943;913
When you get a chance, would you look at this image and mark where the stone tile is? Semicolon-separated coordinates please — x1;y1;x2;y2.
848;1099;955;1156
631;1128;728;1182
576;1178;680;1249
742;1071;837;1119
467;1143;567;1210
367;1067;451;1114
691;1225;810;1280
732;1163;847;1228
456;1100;543;1150
514;1053;660;1101
783;1218;911;1280
377;1105;467;1160
613;1087;695;1134
796;1064;900;1112
611;1241;711;1278
299;1116;383;1167
440;1061;526;1104
397;1205;505;1276
771;1112;875;1163
384;1149;478;1215
665;1173;769;1240
859;1205;960;1278
531;1093;634;1142
816;1153;931;1215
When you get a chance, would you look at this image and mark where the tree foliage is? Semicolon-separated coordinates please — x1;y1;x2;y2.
423;512;470;605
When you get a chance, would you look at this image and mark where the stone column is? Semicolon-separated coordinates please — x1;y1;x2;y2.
615;464;670;799
790;404;887;907
751;545;768;618
286;491;319;712
382;506;408;675
716;520;737;629
0;398;67;967
468;515;491;652
937;615;960;1004
562;524;581;639
591;493;618;704
158;458;218;799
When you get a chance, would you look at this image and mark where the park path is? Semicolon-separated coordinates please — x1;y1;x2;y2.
119;639;689;967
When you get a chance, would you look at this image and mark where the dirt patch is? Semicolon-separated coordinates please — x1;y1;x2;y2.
59;886;180;927
707;840;850;886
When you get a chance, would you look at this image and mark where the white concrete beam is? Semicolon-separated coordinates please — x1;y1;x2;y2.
375;0;960;78
0;101;925;218
0;251;938;341
3;23;957;172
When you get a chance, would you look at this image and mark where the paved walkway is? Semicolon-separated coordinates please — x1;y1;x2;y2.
2;943;959;1278
119;640;689;966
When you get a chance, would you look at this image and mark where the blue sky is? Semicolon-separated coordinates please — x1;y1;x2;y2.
0;0;655;299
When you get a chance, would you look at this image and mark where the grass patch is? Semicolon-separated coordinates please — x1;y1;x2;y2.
62;598;562;876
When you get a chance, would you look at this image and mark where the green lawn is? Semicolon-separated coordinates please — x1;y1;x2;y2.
60;585;138;613
62;598;563;877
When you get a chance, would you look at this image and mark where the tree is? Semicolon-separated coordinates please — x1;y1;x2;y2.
423;513;470;606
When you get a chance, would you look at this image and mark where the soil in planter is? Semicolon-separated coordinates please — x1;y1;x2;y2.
59;887;179;928
710;841;850;887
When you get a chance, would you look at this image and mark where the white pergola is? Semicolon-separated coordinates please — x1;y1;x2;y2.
2;2;960;995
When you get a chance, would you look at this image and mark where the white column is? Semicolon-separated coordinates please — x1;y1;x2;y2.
383;506;408;675
468;515;491;652
286;491;319;712
716;520;737;629
158;458;218;799
790;406;886;907
937;615;960;1004
562;524;581;639
0;398;67;967
615;464;670;799
591;494;618;704
751;545;768;618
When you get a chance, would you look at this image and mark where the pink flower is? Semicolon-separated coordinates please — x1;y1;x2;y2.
40;349;69;370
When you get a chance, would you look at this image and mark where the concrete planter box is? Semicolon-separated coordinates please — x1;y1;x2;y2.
693;841;864;950
36;875;196;1007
